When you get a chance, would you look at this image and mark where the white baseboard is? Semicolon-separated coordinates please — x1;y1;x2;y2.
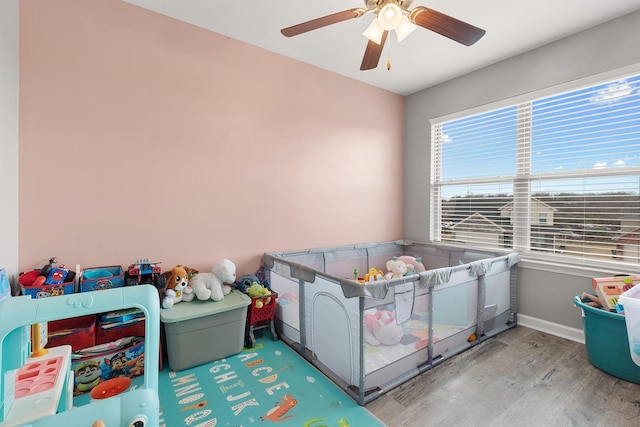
517;314;585;344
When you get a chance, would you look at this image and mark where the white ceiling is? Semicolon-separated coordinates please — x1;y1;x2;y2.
122;0;640;96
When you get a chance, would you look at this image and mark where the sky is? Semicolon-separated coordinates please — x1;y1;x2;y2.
438;73;640;197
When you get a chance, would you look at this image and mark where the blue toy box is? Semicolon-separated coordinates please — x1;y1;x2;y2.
21;279;75;299
80;266;124;292
19;262;76;298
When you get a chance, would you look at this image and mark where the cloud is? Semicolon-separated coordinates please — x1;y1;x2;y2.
442;133;453;144
590;80;634;104
593;161;607;169
594;160;626;169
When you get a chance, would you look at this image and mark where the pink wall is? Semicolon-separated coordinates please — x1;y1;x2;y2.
18;0;404;276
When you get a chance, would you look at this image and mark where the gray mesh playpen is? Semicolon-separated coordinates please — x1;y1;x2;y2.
263;240;519;405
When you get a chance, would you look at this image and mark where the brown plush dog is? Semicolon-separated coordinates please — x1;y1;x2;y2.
161;265;198;309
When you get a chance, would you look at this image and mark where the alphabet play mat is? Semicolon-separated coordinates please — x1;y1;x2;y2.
73;330;386;426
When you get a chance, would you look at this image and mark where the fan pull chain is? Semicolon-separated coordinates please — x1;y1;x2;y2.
386;33;391;70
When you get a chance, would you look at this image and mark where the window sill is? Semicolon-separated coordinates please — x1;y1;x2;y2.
517;253;640;279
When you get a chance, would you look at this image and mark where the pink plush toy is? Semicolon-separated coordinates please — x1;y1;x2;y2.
364;310;403;346
395;256;426;274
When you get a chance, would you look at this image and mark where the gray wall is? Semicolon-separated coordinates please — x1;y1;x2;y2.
0;0;19;289
404;10;640;332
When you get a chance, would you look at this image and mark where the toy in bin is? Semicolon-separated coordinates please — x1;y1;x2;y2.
19;257;76;298
239;275;278;348
592;275;639;312
124;258;166;290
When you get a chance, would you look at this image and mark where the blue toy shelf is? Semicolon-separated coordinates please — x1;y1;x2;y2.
0;285;160;427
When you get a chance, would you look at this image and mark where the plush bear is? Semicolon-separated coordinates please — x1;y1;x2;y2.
161;265;195;309
364;310;403;346
384;259;408;280
190;259;236;302
394;256;426;274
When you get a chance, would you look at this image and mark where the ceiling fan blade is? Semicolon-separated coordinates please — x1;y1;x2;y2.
281;8;367;37
409;6;486;46
360;30;388;71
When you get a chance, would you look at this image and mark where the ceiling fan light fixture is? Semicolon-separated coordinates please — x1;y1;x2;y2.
377;3;403;31
395;14;417;42
363;18;384;44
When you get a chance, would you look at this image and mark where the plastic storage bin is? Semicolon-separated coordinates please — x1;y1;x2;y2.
619;285;640;367
80;266;124;292
160;290;251;371
574;295;640;383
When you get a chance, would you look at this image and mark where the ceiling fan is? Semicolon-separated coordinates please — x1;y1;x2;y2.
281;0;486;71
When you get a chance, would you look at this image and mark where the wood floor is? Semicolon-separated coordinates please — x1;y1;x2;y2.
365;326;640;427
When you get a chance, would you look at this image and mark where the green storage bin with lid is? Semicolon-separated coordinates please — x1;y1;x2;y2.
161;290;251;371
574;295;640;383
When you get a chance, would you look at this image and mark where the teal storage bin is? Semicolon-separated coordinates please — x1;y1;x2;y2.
574;295;640;383
80;266;124;292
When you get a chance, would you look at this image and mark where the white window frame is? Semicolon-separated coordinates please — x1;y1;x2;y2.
429;65;640;274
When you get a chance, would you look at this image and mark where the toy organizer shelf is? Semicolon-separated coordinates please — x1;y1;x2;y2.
0;285;160;427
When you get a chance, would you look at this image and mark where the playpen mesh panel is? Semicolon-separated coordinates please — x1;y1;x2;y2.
264;241;518;405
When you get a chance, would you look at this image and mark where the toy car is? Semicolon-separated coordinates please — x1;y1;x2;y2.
124;259;166;290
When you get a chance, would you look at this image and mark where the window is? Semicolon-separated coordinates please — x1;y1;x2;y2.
539;213;548;224
431;73;640;265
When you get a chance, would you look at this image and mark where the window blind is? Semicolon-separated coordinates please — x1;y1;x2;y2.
431;73;640;265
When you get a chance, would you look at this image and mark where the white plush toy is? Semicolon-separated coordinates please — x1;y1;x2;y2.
384;259;408;280
190;259;236;302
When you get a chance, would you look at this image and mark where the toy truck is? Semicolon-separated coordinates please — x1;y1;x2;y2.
124;259;166;290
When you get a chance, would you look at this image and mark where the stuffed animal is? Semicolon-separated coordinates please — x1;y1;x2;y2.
161;265;194;309
394;256;426;274
190;259;236;302
246;281;272;308
235;274;261;293
246;282;271;297
364;310;403;346
384;259;408;279
364;268;384;282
